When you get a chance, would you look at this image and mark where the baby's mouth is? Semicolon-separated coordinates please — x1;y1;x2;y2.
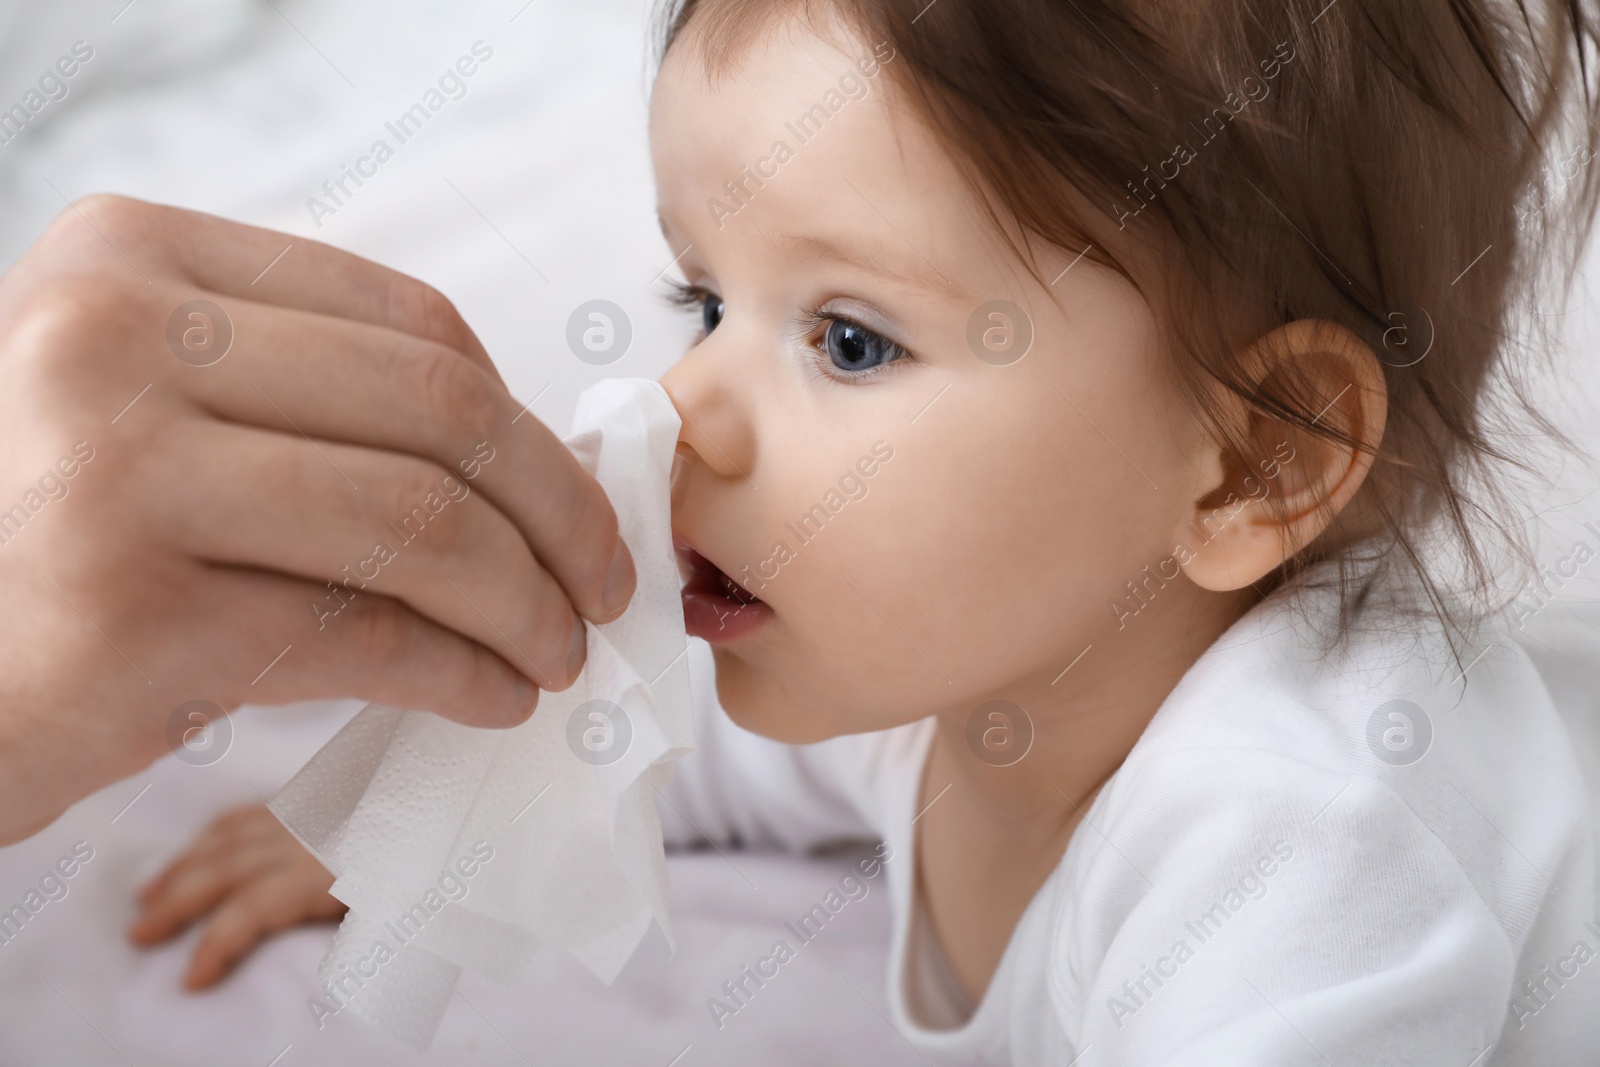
675;540;773;642
676;542;762;605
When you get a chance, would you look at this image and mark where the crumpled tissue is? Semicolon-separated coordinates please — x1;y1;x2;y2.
271;378;693;1048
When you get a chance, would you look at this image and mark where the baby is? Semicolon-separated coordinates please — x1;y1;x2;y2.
132;0;1600;1061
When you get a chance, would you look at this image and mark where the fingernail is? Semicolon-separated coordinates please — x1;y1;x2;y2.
601;539;635;619
567;615;587;681
513;676;539;716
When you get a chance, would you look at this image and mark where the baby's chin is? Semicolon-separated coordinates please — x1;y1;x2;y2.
708;647;853;745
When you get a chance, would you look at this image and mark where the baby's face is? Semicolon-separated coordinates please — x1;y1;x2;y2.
653;13;1217;743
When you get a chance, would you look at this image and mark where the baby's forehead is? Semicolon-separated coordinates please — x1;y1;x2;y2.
654;1;865;90
650;8;881;130
649;54;1010;307
648;4;1093;298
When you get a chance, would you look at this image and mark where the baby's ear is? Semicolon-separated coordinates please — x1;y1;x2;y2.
1176;319;1388;592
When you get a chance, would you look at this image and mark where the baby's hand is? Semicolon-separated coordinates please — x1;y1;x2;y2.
127;805;346;989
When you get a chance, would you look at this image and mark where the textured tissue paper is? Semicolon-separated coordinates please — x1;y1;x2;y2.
271;378;694;1048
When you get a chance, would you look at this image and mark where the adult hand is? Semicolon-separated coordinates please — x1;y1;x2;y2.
0;195;636;844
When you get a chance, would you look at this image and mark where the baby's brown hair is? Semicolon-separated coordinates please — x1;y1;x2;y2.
656;0;1600;649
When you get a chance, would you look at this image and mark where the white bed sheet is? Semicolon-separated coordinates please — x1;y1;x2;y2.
0;702;918;1067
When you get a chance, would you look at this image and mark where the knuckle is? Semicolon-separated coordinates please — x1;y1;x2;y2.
69;191;136;221
64;193;151;247
346;597;414;665
377;459;442;519
407;344;497;445
377;460;457;546
9;277;148;377
386;276;472;350
29;197;165;290
426;495;474;560
410;489;472;561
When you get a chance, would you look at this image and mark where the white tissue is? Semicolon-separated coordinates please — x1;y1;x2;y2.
271;378;693;1048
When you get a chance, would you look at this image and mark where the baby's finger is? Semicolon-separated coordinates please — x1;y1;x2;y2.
137;811;284;905
183;871;340;989
129;840;284;944
203;806;288;844
135;827;280;911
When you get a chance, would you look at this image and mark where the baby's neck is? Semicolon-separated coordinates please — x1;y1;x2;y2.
914;582;1256;1003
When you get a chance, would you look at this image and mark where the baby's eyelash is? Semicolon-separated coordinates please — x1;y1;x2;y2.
797;308;838;345
661;279;711;310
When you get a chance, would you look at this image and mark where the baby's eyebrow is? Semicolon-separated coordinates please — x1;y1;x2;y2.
656;209;966;300
769;230;958;298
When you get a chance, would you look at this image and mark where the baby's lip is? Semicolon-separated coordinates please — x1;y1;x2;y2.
673;538;761;604
674;535;773;644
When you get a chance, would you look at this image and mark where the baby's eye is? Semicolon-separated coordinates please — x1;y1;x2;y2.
821;318;905;375
701;292;725;335
663;282;725;336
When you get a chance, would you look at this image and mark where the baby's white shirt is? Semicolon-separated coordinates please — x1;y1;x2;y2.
658;567;1600;1065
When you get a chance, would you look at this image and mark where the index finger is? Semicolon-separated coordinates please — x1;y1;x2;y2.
61;194;506;386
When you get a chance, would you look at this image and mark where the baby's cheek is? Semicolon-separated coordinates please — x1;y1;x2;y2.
804;416;1138;683
773;465;992;676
